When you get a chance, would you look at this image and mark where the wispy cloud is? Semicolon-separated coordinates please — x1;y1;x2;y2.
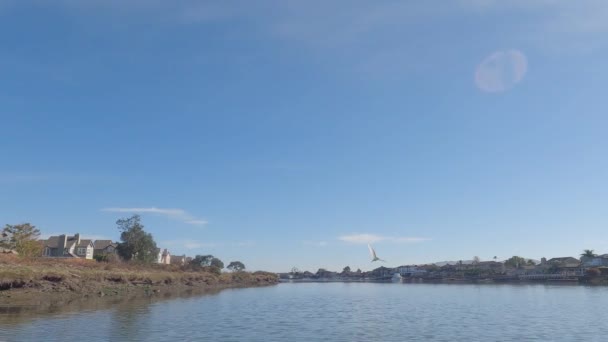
234;241;256;247
339;234;384;244
101;207;207;226
303;240;328;247
339;233;429;244
163;239;216;250
162;239;256;251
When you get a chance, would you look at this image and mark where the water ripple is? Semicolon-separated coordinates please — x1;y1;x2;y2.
2;283;608;341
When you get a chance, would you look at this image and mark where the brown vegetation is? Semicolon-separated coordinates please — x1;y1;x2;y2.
0;255;278;306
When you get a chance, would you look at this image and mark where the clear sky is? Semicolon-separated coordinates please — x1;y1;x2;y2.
2;1;608;272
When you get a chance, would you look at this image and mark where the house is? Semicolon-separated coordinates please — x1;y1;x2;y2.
547;257;580;266
0;232;9;245
0;232;18;254
366;266;393;279
170;254;187;266
476;261;505;273
439;263;457;275
546;257;584;276
581;254;608;268
156;248;171;264
397;265;428;276
314;268;338;279
509;265;545;276
93;240;118;257
42;233;94;259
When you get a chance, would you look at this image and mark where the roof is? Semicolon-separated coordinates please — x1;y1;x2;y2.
547;257;581;268
77;239;92;248
548;257;579;263
93;240;115;250
44;236;60;248
43;234;93;249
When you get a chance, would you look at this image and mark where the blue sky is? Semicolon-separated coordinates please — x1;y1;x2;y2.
2;1;608;272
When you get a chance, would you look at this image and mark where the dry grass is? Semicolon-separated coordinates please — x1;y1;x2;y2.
0;254;277;297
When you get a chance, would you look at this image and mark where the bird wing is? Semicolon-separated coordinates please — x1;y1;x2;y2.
368;244;377;259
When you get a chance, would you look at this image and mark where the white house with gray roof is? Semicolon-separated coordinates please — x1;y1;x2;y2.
42;233;94;259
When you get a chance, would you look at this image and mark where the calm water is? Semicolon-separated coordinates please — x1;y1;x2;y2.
2;283;608;341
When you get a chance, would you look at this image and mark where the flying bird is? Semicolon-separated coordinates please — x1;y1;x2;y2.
368;244;385;262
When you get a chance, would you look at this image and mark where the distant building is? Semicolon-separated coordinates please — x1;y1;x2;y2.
42;233;94;259
0;232;18;254
581;254;608;268
170;254;187;266
0;232;9;245
366;266;392;279
547;257;580;266
397;265;428;276
476;261;505;273
546;257;584;276
156;248;171;264
93;240;118;257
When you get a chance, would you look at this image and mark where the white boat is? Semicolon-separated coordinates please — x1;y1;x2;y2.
391;273;402;282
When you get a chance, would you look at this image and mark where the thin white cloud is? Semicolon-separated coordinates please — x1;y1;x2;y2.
234;241;256;247
339;233;429;244
162;239;217;250
303;240;328;247
101;207;207;226
339;234;384;244
184;219;209;225
460;0;608;52
9;0;602;81
162;239;255;251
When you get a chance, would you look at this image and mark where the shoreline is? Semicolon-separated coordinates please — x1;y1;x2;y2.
0;256;279;309
279;277;606;286
1;277;278;308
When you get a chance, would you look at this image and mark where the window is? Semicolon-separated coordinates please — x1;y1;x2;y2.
77;247;86;255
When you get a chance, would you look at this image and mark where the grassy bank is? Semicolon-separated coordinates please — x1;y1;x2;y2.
0;255;278;306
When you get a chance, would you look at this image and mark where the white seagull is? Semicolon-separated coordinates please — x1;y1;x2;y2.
368;244;386;262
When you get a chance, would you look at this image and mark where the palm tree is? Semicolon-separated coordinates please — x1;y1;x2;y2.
581;250;597;258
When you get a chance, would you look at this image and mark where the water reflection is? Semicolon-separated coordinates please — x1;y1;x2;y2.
0;288;222;327
2;283;608;341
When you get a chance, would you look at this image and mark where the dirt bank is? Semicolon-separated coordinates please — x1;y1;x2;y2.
0;255;278;307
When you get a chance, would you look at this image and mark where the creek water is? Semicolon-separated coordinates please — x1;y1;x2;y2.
1;282;607;341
